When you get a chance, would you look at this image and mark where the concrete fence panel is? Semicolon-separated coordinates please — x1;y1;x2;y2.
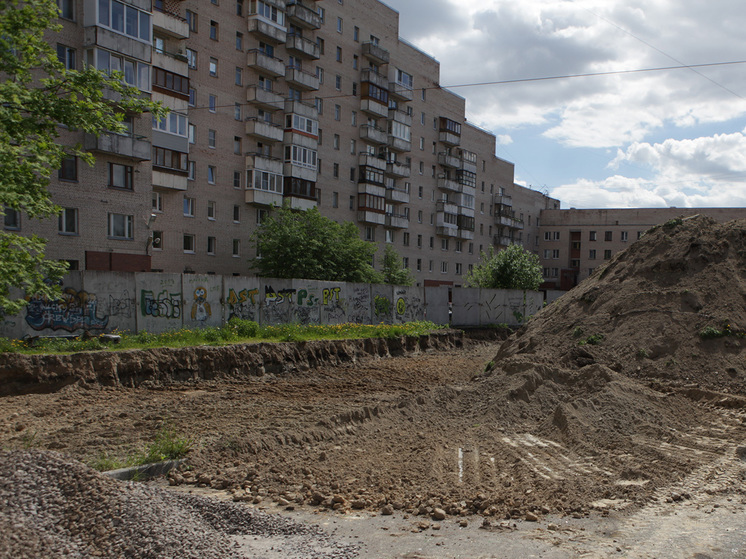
82;271;137;334
135;273;184;334
451;287;481;327
223;276;261;323
182;274;223;329
424;286;450;325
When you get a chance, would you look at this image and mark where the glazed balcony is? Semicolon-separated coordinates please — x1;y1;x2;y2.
247;49;286;77
245;118;284;142
246;85;285;111
248;17;287;44
286;33;320;59
285;66;320;90
286;1;321;29
361;41;389;65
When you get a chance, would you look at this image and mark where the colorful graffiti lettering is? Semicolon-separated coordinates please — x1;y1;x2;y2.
25;288;109;332
265;285;296;304
141;290;181;319
190;287;212;322
227;288;259;306
374;295;391;317
297;289;319;307
227;287;259;321
323;287;341;305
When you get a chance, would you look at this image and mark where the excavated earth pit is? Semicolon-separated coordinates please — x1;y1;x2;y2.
2;215;746;558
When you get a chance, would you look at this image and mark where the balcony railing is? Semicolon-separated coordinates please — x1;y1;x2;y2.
245;118;284;142
361;67;388;89
246;85;285;110
286;1;321;29
286;33;320;59
359;124;387;145
285;66;320;90
248;17;287;43
247;50;285;77
361;41;390;65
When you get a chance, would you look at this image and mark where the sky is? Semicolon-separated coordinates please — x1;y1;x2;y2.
382;0;746;209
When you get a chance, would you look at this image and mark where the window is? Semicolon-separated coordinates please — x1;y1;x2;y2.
152;112;187;137
97;0;150;41
336;46;342;62
234;170;241;188
353;25;359;41
109;163;133;189
56;44;75;70
352;54;358;69
58;0;74;20
209;20;218;40
441;238;449;251
186;48;197;69
152;67;189;97
234;103;242;121
235;67;242;85
333;134;340;150
183;234;195;253
252;0;284;25
3;207;19;230
455;263;462;275
152;191;163;212
188;161;195;180
233;205;240;222
441;261;448;273
365;226;375;241
207;236;216;255
208;129;216;148
108;213;133;239
621;231;629;242
209;57;218;77
236;32;243;51
284;145;318;170
351;111;357;126
589;230;597;241
335;74;341;90
589;249;597;260
207;201;216;220
186;9;197;32
334;104;341;121
189;88;196;106
332;163;339;178
318;6;324;22
232;239;240;257
209;95;216;112
234;136;242;155
350;139;356;154
605;231;613;241
336;17;342;33
153;147;188;172
207;165;216;184
59;156;77;181
552;249;560;259
604;249;612;260
285;113;319;136
416;259;422;272
385;230;394;243
236;0;243;15
151;230;163;250
183;196;195;217
417;234;422;248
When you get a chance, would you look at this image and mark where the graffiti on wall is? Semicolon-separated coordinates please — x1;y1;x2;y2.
140;290;182;319
190;287;212;322
25;288;109;332
108;291;134;318
227;287;259;321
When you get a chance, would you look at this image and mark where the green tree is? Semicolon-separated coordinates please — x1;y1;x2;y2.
465;244;543;290
250;205;383;283
381;244;415;286
0;0;164;316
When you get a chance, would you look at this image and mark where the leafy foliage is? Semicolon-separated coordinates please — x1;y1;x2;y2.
381;244;415;286
250;205;383;283
0;0;164;316
464;244;543;290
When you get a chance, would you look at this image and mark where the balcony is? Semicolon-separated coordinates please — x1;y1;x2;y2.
437;176;460;192
286;1;321;29
439;130;461;146
245;118;284;142
385;186;409;204
388;80;413;102
245;187;283;207
248;17;287;43
388;108;412;126
358;182;386;197
496;195;513;207
247;50;285;77
459;149;478;173
359;124;387;145
246;85;285;111
494;235;515;247
153;5;188;39
436;200;458;214
285;66;320;90
386;160;410;178
84;132;150;161
358;210;385;225
359;152;386;171
438;152;460;169
284;99;318;119
361;67;388;90
361;41;390;65
246;153;284;175
387;135;410;153
152;50;188;77
436;226;459;238
283;161;317;183
457;228;475;240
152;169;187;191
84;26;150;63
386;213;409;229
286;33;320;59
285;195;317;211
360;98;388;118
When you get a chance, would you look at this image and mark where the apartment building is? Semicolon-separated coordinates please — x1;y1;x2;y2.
538;207;746;290
18;0;557;285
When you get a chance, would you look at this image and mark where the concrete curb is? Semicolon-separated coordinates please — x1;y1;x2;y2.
103;459;183;481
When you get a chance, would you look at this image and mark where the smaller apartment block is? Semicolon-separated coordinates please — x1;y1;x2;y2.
538;207;746;290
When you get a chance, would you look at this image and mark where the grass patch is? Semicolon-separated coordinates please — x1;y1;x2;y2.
0;319;445;355
89;426;194;472
578;333;604;346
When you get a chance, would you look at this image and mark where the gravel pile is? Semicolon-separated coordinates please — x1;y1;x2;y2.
0;450;359;558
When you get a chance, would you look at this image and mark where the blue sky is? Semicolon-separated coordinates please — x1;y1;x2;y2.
382;0;746;209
